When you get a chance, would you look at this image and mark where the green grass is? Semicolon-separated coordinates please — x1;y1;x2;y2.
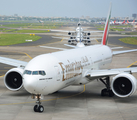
126;32;137;35
110;25;132;28
3;29;16;32
97;27;124;31
30;26;57;29
14;30;50;33
3;22;64;29
119;37;137;45
97;28;104;30
3;23;32;28
110;28;124;31
0;28;7;31
0;34;41;46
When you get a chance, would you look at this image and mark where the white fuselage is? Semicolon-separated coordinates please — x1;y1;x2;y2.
76;32;83;41
23;45;112;95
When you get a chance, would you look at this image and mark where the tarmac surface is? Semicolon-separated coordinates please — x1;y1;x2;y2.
11;34;60;46
0;26;137;120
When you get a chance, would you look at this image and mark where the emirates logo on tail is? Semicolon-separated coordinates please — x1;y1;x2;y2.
101;4;111;45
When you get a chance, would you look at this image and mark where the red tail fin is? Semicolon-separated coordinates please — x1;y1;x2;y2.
122;20;125;24
101;3;112;45
127;20;129;23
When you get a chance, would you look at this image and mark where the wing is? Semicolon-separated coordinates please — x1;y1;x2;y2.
113;49;137;55
83;31;103;33
50;29;75;33
52;36;69;40
85;67;137;80
0;56;27;68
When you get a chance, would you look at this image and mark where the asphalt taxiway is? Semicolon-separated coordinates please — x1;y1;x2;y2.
0;29;137;120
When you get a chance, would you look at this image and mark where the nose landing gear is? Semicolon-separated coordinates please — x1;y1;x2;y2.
32;94;44;113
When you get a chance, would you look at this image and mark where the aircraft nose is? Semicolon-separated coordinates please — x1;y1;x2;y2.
23;75;38;94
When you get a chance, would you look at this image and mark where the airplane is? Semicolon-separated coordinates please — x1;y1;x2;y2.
39;20;44;23
110;20;116;24
127;20;137;25
2;3;137;113
50;22;103;44
52;24;102;45
113;20;125;25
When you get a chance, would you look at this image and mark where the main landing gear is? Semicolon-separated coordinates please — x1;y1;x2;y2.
32;94;44;113
99;77;114;97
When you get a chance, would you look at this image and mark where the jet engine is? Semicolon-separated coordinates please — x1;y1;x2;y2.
111;73;137;97
68;32;71;35
87;33;90;35
4;68;24;91
87;40;91;43
70;37;73;39
87;37;90;39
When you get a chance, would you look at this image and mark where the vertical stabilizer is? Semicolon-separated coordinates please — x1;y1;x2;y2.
101;3;112;45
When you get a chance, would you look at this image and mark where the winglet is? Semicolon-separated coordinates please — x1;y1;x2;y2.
101;3;112;45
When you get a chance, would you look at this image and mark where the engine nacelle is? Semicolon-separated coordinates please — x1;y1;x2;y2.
4;68;24;91
70;37;73;39
111;73;137;97
68;32;71;35
87;40;91;43
87;33;90;35
87;37;90;39
68;40;71;43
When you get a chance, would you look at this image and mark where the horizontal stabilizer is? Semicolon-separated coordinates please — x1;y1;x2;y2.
40;46;67;51
111;47;123;50
113;49;137;55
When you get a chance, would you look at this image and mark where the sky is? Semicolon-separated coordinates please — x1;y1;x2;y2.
0;0;137;18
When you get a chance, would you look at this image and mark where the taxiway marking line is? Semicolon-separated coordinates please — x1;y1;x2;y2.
0;85;85;106
23;52;32;59
39;38;64;46
127;61;137;68
95;39;99;43
0;51;32;77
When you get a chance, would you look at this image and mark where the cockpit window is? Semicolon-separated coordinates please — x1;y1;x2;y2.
39;71;46;75
32;71;38;75
24;70;32;75
24;70;46;76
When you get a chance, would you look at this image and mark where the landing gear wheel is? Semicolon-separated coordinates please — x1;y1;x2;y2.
34;105;38;112
101;88;107;96
108;90;114;97
100;77;115;97
38;105;44;113
32;94;44;113
101;89;114;97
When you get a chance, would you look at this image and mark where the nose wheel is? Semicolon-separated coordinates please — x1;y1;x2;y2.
32;94;44;113
34;105;44;113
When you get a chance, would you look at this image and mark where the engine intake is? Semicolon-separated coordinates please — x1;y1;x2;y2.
68;32;71;35
111;73;137;97
87;33;90;35
4;68;24;91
